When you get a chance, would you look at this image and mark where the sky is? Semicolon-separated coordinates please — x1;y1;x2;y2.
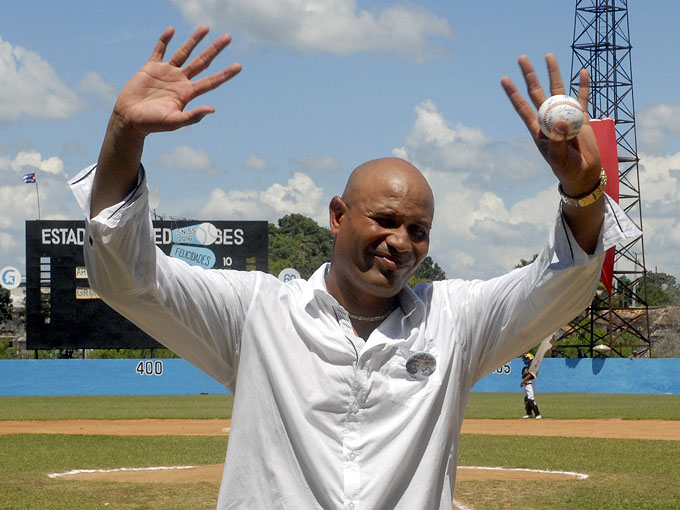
1;0;679;283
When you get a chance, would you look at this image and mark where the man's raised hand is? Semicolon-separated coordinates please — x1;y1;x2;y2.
500;53;605;254
500;54;600;198
112;26;242;139
91;26;240;218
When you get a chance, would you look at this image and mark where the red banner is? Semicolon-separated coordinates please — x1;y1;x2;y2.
590;119;619;295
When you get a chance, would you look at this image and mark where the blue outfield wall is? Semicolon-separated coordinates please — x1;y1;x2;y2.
0;357;678;396
472;358;679;394
0;359;229;397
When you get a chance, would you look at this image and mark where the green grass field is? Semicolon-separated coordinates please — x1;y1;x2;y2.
464;392;680;420
1;393;679;509
0;394;233;420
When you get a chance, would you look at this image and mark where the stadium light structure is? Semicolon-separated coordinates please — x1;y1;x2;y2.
561;0;651;358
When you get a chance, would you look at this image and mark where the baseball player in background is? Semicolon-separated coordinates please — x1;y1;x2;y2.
521;353;542;419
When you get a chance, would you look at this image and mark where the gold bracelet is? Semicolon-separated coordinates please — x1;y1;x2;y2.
558;169;607;208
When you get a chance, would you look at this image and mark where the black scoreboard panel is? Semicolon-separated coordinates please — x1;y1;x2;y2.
25;220;268;349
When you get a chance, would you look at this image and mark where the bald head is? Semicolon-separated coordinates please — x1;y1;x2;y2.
342;157;434;219
325;156;434;307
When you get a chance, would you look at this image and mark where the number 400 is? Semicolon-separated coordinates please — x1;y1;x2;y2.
136;360;164;376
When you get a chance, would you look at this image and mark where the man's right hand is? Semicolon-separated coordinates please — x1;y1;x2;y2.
91;26;241;218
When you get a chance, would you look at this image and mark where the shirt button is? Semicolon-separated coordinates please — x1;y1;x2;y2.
349;452;356;461
348;504;355;510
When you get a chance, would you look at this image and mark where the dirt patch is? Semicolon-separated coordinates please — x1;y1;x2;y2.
0;418;230;436
462;418;680;441
3;418;678;441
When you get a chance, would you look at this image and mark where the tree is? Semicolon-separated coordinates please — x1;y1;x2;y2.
514;254;538;269
641;272;680;306
269;214;334;279
88;348;179;359
0;287;12;323
0;341;19;359
408;256;446;287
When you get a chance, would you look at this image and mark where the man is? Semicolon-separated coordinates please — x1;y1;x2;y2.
521;353;542;419
70;26;638;509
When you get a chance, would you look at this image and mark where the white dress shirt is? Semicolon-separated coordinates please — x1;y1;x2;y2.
70;164;639;510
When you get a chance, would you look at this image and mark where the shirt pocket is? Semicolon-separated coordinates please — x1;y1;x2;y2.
385;347;442;407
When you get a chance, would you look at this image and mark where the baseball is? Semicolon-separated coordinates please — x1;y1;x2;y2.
537;95;584;140
196;222;219;246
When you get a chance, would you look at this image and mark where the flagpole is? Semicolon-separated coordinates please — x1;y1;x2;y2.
35;176;41;220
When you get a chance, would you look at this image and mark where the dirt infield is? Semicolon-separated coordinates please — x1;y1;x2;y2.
461;418;680;441
3;418;677;488
0;418;232;436
2;417;679;440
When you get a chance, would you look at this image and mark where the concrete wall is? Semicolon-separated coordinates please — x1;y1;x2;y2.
1;357;678;396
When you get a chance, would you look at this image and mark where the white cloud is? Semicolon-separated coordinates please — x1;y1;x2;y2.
261;172;324;216
157;145;222;175
291;155;343;173
639;215;680;279
201;188;264;219
394;99;494;176
495;138;544;182
245;154;273;172
0;150;74;245
395;101;562;279
639;152;680;208
395;99;546;185
79;71;117;106
10;150;65;176
148;186;163;212
449;249;476;270
637;103;680;154
0;231;18;252
200;172;327;225
173;0;454;61
508;186;560;230
423;168;550;277
637;151;680;278
0;184;42;228
0;35;81;121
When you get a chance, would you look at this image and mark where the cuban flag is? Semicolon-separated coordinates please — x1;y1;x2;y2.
23;172;37;183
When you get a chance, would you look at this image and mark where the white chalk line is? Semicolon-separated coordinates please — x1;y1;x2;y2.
48;465;197;479
452;466;589;510
458;465;589;480
452;498;475;510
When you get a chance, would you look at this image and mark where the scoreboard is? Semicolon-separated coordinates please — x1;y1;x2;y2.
25;220;268;349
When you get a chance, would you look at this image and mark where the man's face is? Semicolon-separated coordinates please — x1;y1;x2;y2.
329;160;434;300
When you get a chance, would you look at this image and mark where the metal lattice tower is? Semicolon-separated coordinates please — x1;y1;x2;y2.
562;0;651;357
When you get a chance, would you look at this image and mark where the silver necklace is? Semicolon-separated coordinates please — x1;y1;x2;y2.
347;310;391;322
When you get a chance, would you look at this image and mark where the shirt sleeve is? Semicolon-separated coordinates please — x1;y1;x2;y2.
439;195;641;387
69;164;261;391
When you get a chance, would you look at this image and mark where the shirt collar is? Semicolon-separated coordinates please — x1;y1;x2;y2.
397;283;425;324
303;263;425;324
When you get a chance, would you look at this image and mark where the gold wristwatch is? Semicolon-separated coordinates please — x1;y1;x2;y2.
558;169;607;207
